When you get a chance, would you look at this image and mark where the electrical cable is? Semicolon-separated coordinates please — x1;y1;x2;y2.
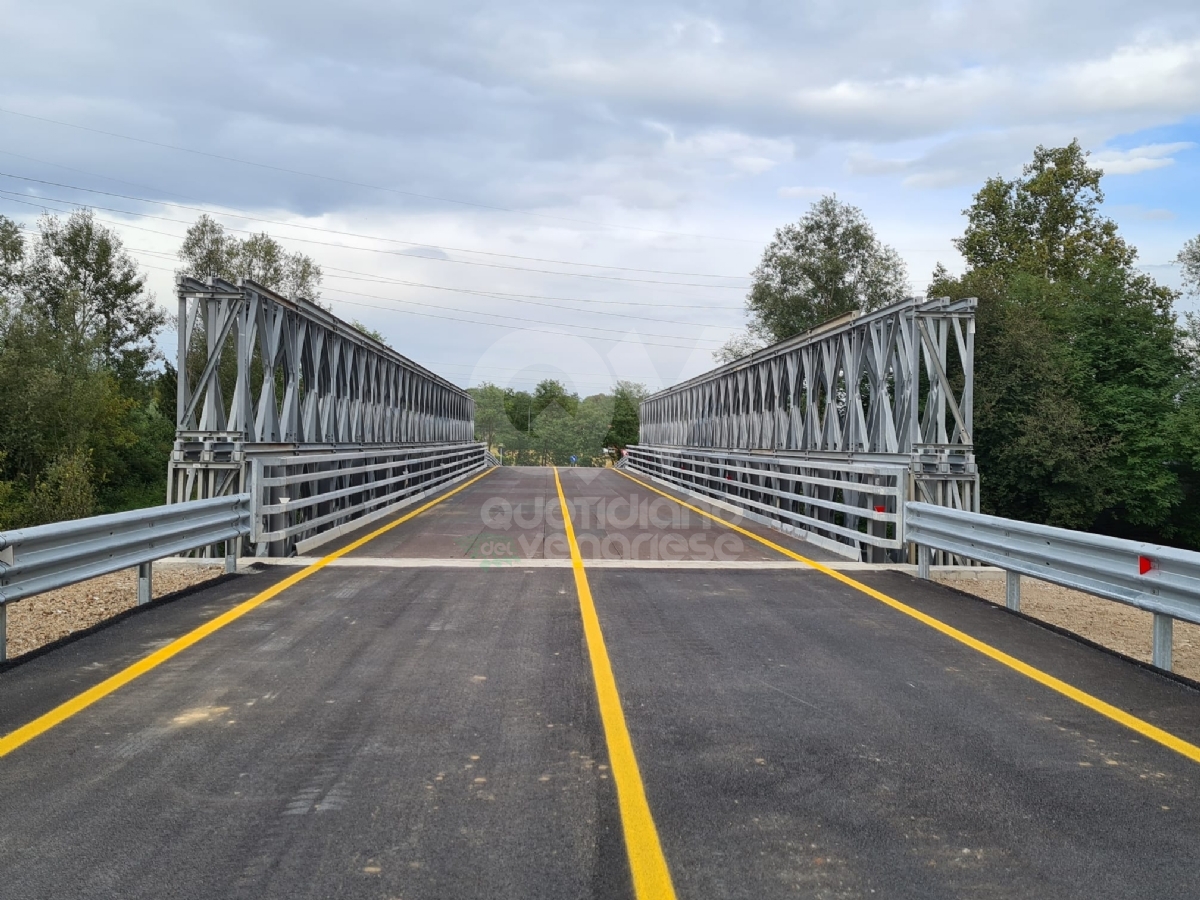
4;188;724;350
0;154;751;280
0;176;744;288
0;192;740;310
117;243;739;330
0;107;764;243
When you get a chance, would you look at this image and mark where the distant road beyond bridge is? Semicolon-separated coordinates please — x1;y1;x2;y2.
2;467;1200;899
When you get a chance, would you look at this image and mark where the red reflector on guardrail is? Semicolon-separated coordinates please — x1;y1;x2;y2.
1139;556;1154;575
874;505;886;513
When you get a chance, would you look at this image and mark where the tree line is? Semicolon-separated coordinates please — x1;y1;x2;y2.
0;211;333;529
727;141;1200;549
470;379;647;466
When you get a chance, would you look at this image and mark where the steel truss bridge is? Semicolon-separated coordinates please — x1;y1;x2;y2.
628;295;978;560
168;276;487;556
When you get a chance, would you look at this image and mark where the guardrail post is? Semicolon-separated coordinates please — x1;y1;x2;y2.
917;544;930;579
225;543;237;574
1005;571;1021;612
0;603;6;662
137;562;153;605
1153;614;1174;672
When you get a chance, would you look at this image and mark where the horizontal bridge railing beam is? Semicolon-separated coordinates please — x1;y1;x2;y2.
250;442;489;556
256;451;481;517
626;445;907;559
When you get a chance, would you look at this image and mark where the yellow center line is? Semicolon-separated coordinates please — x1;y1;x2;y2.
613;467;1200;766
553;467;677;900
0;467;497;759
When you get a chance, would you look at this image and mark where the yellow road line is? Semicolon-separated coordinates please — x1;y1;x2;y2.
614;467;1200;766
553;467;677;900
0;467;497;759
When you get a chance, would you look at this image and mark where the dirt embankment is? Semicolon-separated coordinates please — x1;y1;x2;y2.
935;573;1200;681
4;563;227;659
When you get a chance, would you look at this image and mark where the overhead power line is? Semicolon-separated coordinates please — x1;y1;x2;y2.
323;285;724;346
0;193;741;311
0;169;752;280
3;190;727;352
326;293;721;351
118;244;739;329
122;237;731;335
0;106;763;243
0;190;749;322
0;174;745;289
0;191;742;351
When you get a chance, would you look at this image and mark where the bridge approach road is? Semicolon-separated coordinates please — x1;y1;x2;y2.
1;466;1199;899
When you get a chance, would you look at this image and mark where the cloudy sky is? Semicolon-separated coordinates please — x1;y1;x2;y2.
1;0;1198;396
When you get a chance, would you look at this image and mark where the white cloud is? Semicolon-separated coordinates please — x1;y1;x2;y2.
1092;142;1197;175
4;1;1200;392
652;126;794;176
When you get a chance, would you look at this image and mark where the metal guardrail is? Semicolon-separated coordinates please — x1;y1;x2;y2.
626;445;905;560
251;442;490;556
907;501;1200;672
0;495;251;661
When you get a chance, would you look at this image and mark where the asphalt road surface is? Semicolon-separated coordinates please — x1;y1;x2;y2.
1;466;1198;899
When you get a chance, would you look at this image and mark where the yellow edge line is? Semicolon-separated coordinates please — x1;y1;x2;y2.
553;467;677;900
0;467;497;759
614;467;1200;766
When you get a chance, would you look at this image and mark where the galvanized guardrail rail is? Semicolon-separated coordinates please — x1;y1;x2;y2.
626;445;905;560
0;495;251;661
250;442;488;556
907;501;1200;672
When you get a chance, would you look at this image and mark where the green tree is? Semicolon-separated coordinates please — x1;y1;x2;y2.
0;216;23;297
0;283;139;523
178;215;324;301
25;449;97;524
955;140;1136;281
1179;235;1200;297
350;319;388;345
574;393;616;465
933;141;1193;544
469;382;516;451
719;195;908;362
0;213;172;524
24;210;165;386
605;380;647;453
479;380;616;465
532;379;579;419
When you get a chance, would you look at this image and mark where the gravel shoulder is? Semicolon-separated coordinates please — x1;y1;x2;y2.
4;563;229;660
8;559;1199;684
934;572;1200;681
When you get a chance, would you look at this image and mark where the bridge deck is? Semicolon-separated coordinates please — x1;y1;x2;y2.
1;467;1198;899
